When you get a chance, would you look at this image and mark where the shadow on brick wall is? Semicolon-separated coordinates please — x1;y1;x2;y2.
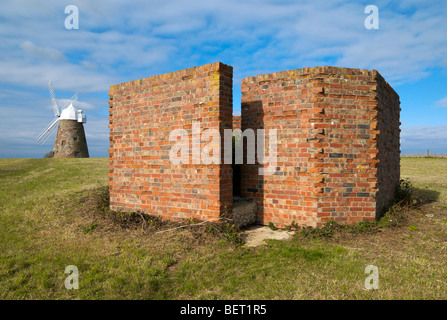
240;100;266;225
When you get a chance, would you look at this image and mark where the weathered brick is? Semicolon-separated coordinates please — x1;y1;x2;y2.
109;62;233;222
241;66;400;228
109;64;400;229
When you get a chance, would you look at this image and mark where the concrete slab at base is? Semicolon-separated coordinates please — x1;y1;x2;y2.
241;225;295;247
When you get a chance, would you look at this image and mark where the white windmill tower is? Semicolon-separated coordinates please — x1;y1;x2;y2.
36;81;89;158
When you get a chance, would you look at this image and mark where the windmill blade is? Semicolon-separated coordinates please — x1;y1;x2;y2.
48;81;60;117
36;117;59;145
60;91;78;112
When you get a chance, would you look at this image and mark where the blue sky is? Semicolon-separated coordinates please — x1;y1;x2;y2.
0;0;446;158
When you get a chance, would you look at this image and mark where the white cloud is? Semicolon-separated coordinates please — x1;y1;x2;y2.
1;0;447;158
81;61;97;70
57;99;97;111
401;124;447;154
436;97;447;108
19;41;66;61
3;0;447;86
0;58;116;92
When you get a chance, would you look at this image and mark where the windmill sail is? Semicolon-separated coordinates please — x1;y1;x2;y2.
59;91;78;112
48;81;60;117
36;117;59;145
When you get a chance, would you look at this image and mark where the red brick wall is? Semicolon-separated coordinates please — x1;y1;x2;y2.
241;66;400;227
233;115;241;130
108;63;399;228
241;69;320;227
375;74;401;213
108;62;233;222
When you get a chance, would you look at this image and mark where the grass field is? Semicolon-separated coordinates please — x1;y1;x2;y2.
1;157;447;299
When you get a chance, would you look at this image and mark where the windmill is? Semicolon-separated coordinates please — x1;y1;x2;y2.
36;81;89;158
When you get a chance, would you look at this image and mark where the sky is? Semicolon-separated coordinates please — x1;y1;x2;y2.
0;0;446;158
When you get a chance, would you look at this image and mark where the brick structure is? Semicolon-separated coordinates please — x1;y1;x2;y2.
108;62;233;222
233;115;241;130
108;63;400;228
241;66;400;227
53;120;89;158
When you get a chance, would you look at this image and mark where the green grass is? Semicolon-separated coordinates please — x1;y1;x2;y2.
1;157;447;299
400;157;447;204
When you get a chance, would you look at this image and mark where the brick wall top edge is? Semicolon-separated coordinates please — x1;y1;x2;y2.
241;66;381;83
375;73;400;101
110;62;232;90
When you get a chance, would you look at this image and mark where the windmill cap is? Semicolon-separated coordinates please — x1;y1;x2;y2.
60;103;77;120
60;103;86;122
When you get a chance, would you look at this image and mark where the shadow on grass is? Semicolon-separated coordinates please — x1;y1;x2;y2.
385;178;440;209
374;179;441;229
297;179;442;240
413;186;440;204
